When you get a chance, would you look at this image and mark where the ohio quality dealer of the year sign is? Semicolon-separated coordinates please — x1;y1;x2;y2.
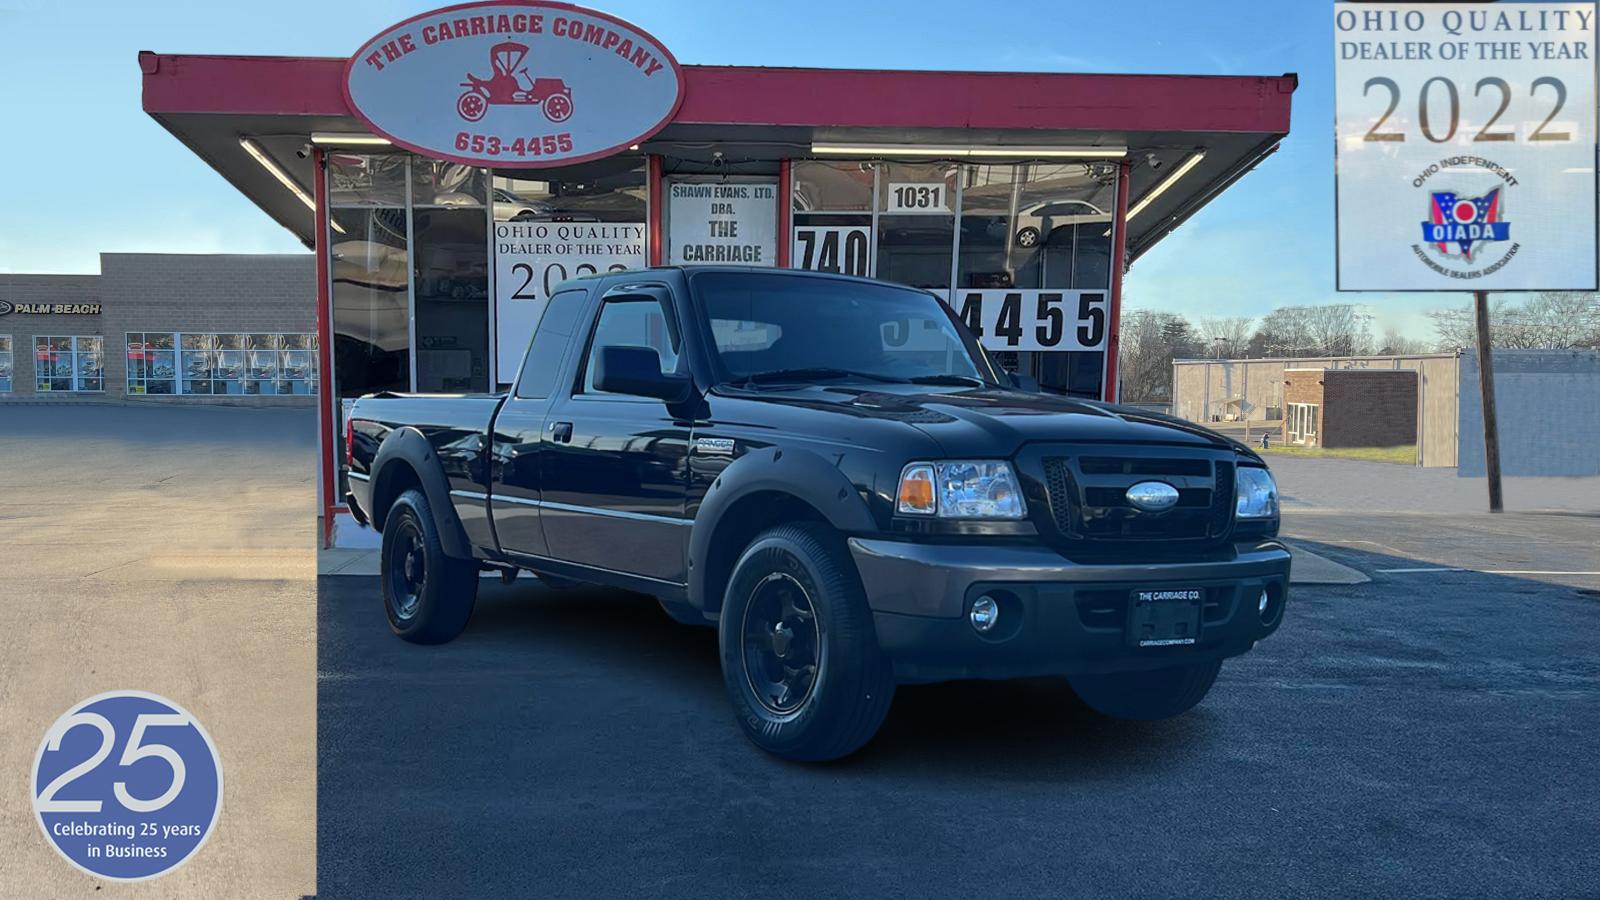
343;1;684;167
1334;2;1598;291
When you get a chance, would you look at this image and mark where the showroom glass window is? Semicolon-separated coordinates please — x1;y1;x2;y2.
243;333;318;395
0;335;11;392
328;153;410;398
791;161;873;278
413;160;491;393
787;160;1117;398
875;163;958;291
135;332;316;396
492;158;647;290
492;157;646;227
492;158;647;390
126;332;176;395
955;163;1116;398
35;336;102;392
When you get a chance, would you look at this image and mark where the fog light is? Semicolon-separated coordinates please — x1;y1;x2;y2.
970;595;1000;633
1259;589;1270;616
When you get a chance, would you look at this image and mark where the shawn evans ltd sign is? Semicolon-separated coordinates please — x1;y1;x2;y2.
343;1;685;167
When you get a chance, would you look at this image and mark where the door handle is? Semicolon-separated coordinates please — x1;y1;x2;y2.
549;421;573;443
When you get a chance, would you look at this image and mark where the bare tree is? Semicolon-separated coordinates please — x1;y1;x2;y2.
1428;292;1600;350
1196;316;1255;358
1304;304;1374;356
1119;309;1200;403
1248;304;1373;357
1377;327;1431;356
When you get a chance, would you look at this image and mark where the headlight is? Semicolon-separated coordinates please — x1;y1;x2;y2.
1235;466;1278;519
897;461;1026;519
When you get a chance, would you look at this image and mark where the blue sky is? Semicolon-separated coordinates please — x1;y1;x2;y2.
0;0;1444;337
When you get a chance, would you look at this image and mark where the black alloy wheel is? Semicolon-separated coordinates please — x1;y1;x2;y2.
386;518;427;623
740;572;822;714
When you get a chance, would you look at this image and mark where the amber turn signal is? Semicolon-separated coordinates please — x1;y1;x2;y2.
897;464;937;515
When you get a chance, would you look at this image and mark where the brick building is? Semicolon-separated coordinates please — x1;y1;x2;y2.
1281;367;1417;449
0;253;315;404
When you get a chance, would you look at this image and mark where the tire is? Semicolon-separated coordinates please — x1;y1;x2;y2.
718;523;894;762
1015;226;1041;248
1068;660;1222;721
380;488;479;645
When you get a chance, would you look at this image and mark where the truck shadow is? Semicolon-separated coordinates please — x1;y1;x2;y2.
460;579;1219;776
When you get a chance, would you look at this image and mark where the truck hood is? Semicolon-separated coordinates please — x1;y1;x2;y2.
724;384;1254;459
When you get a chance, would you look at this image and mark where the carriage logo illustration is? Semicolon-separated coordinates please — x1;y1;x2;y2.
456;41;574;123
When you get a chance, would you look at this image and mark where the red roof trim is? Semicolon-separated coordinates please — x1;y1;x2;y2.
140;52;1294;135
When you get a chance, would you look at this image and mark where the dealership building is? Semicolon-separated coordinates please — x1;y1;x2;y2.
136;1;1296;544
0;253;315;403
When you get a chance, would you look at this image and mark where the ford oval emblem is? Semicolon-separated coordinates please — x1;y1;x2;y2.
1125;481;1180;512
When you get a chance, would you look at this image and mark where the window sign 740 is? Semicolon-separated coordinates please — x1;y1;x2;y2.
948;289;1107;352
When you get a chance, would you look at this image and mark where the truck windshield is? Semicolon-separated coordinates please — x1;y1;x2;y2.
691;271;995;386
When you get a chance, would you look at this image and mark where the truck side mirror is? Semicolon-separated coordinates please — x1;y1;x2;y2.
593;345;692;402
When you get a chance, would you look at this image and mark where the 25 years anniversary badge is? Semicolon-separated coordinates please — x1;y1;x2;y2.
32;691;223;881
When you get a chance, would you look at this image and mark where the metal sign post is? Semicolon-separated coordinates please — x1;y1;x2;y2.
1472;290;1503;512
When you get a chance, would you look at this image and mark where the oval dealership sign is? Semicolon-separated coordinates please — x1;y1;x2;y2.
343;1;684;168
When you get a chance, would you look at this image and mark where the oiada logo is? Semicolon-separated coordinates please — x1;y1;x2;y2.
343;1;684;168
1416;182;1516;278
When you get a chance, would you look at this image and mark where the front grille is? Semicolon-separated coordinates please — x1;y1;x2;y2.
1037;448;1236;548
1078;457;1211;477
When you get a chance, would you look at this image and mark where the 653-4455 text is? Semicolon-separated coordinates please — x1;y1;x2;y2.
454;131;574;158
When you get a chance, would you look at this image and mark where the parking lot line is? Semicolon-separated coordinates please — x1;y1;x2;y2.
1376;567;1600;576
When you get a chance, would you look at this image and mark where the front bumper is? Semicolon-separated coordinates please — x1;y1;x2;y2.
848;538;1292;684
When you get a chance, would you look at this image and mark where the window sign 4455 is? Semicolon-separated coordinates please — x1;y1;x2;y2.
948;289;1107;352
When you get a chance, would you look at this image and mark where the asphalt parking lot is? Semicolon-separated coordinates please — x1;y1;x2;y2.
0;404;317;898
318;463;1600;898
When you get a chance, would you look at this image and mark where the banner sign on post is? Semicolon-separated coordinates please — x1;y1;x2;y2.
344;2;684;167
667;182;778;265
791;225;871;277
946;289;1109;353
493;221;645;383
1334;2;1597;291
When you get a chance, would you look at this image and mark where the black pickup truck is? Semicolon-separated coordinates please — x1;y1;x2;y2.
345;267;1289;761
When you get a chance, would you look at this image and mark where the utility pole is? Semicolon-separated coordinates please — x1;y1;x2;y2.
1473;290;1503;513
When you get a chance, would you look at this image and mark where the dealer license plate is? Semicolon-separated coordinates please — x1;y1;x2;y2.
1128;588;1202;647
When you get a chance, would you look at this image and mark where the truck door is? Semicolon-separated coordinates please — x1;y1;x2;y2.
487;287;588;557
539;287;692;584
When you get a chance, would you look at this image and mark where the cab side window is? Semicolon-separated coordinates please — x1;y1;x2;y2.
514;289;586;399
580;297;681;395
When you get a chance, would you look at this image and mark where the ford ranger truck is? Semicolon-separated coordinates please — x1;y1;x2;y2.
344;267;1289;762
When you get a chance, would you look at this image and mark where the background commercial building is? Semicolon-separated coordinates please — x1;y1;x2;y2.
1282;367;1417;450
0;253;315;404
1172;349;1600;474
